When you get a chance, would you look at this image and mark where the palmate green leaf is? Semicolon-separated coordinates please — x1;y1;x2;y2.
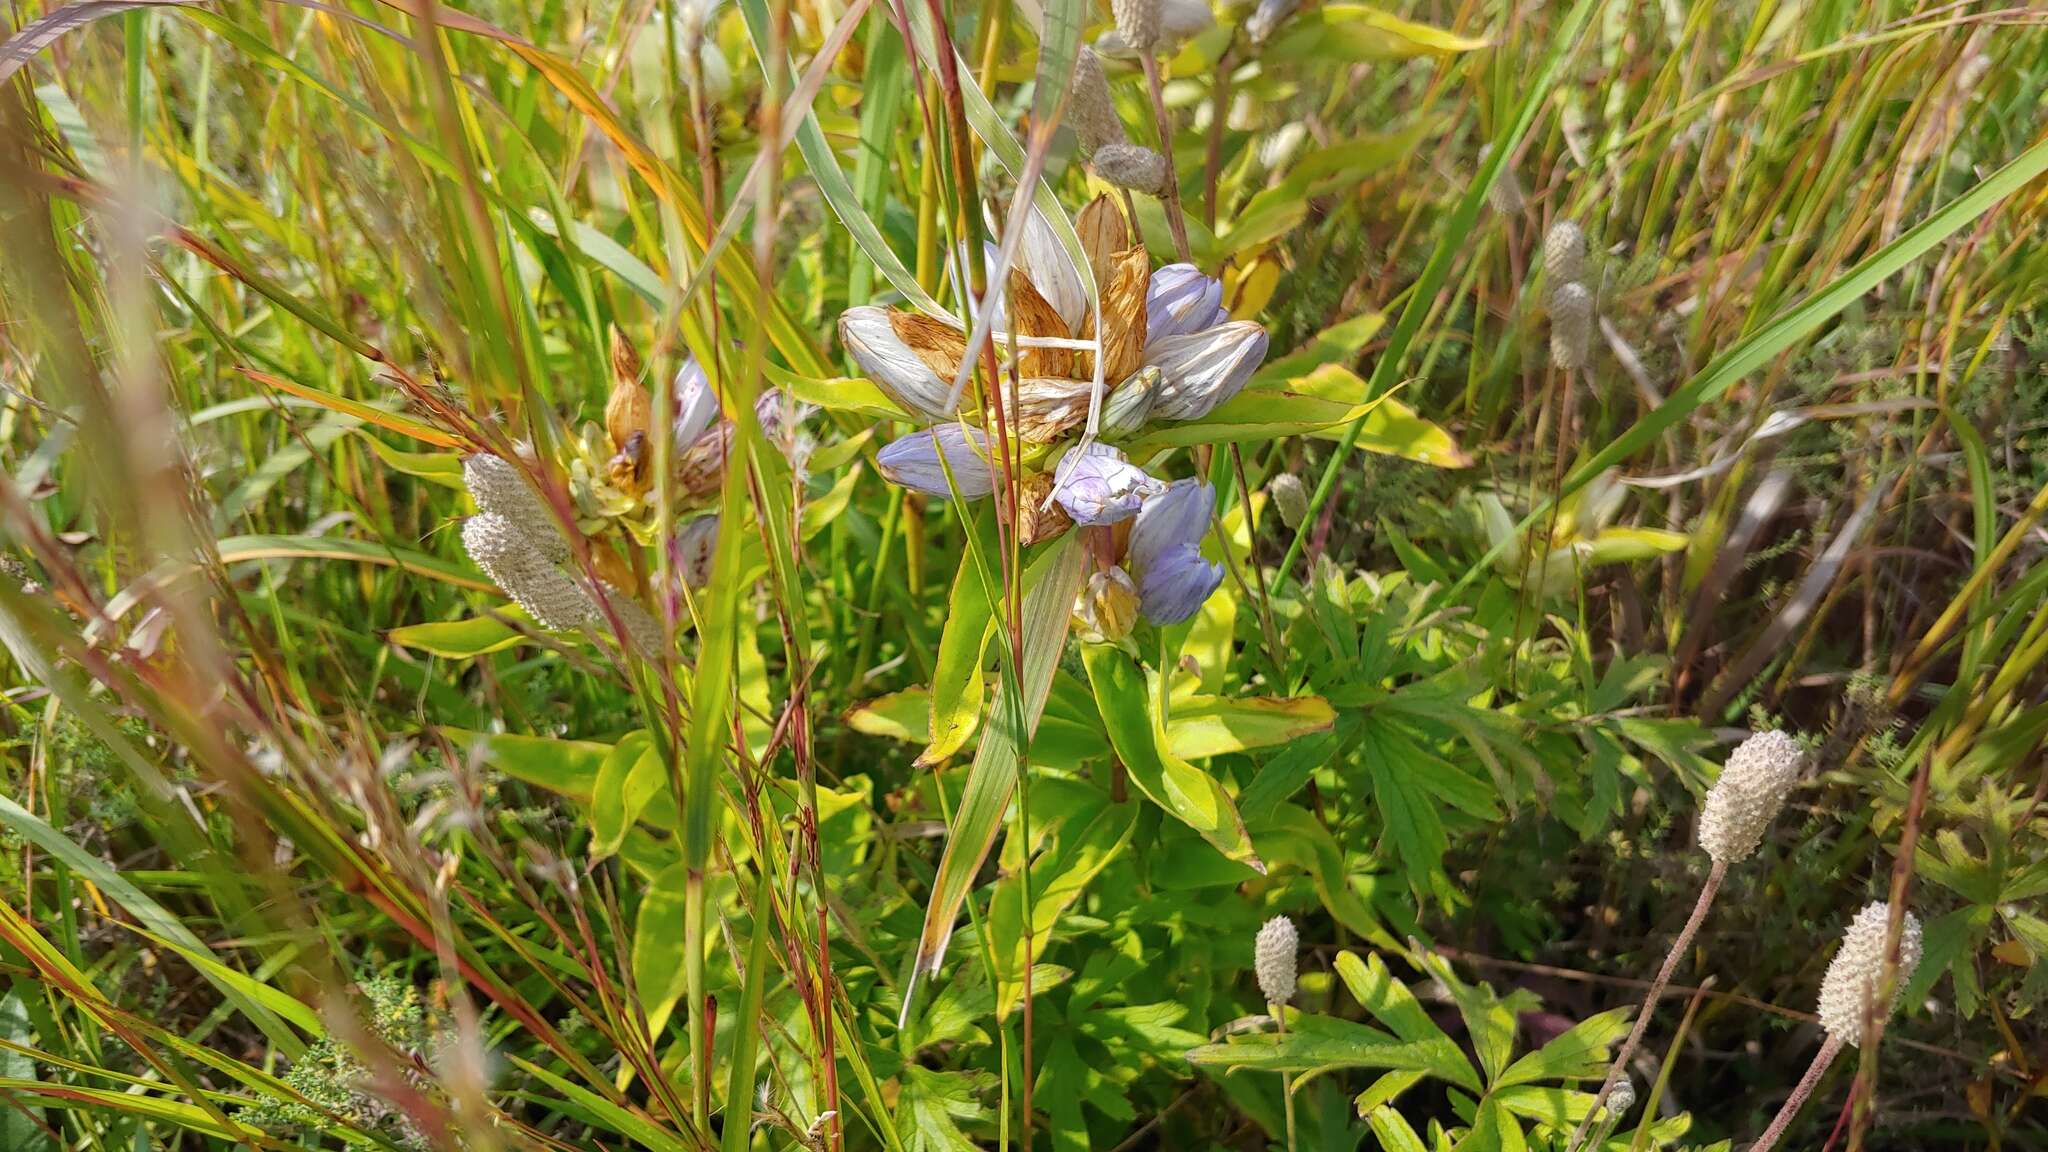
1495;1007;1630;1089
1454;1097;1526;1152
988;793;1136;1016
895;1066;994;1152
1264;3;1488;63
909;534;1087;992
1252;806;1401;950
1080;643;1262;872
1364;1105;1430;1152
1185;1013;1467;1081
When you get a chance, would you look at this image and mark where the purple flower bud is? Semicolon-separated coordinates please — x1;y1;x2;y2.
1145;263;1228;344
1128;477;1222;623
673;357;721;451
1053;442;1162;526
1137;542;1223;624
877;424;996;499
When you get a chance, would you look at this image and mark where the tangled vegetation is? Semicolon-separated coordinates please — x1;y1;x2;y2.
0;0;2043;1148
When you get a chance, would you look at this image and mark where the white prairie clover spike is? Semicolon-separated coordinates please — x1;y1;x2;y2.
1549;281;1593;372
1817;902;1922;1047
1093;143;1170;196
1255;915;1298;1006
1544;220;1587;290
1697;729;1804;865
463;455;568;562
461;514;592;631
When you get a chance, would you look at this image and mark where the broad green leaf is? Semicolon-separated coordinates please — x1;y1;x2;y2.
989;795;1136;1016
895;1066;993;1152
632;863;690;1040
387;612;531;657
457;730;612;802
926;517;1000;765
1249;806;1399;949
845;689;930;742
360;433;464;489
1081;643;1262;871
1266;4;1488;62
1185;1013;1463;1079
1165;693;1336;759
1365;1105;1430;1152
774;370;912;419
1582;527;1690;564
590;731;663;860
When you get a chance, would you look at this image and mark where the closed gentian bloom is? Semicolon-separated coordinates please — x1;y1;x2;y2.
877;424;996;499
1053;443;1162;526
1136;542;1223;624
672;357;721;450
1146;264;1227;343
1146;321;1269;421
1128;478;1222;623
839;306;964;422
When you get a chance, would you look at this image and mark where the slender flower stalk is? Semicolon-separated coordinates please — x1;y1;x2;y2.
1567;731;1805;1152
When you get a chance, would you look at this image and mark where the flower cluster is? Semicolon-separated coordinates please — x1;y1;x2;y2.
1697;729;1804;865
1254;915;1299;1007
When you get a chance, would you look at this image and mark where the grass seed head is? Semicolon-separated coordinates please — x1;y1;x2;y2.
1817;902;1923;1047
1697;730;1803;865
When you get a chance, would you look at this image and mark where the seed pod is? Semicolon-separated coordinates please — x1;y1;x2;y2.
1544;221;1586;290
463;455;569;562
1111;0;1162;53
1067;48;1126;155
1817;902;1923;1047
1268;473;1309;530
1254;915;1298;1006
1549;281;1593;371
1093;143;1170;196
461;514;591;631
1697;730;1804;865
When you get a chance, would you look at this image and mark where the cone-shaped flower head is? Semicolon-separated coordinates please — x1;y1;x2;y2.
1129;478;1223;624
1608;1076;1636;1118
1146;263;1229;343
1698;729;1804;865
672;357;722;451
1255;915;1298;1006
1817;902;1923;1047
1269;473;1309;530
1067;48;1126;155
1146;322;1269;421
1053;443;1162;526
1550;281;1593;371
463;455;569;562
877;424;997;499
1076;565;1141;643
1094;143;1170;196
461;513;592;631
1544;221;1586;289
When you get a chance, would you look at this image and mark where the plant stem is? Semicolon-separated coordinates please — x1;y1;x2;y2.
1139;53;1193;264
1751;1034;1844;1152
1566;858;1726;1152
1272;1003;1296;1152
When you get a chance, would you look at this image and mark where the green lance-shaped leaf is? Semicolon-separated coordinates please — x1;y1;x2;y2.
906;534;1087;1010
1080;643;1264;872
924;512;1001;764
